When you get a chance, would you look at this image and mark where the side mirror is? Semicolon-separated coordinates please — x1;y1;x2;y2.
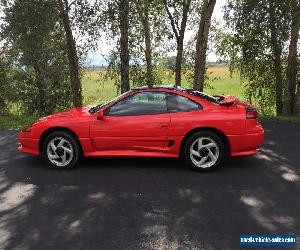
96;110;104;120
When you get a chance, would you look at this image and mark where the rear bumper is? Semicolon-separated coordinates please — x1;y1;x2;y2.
228;131;264;157
18;132;39;156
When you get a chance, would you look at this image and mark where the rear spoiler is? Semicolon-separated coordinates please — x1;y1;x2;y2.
214;95;238;106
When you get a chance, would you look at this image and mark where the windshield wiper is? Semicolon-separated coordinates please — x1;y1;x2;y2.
89;104;103;114
89;107;96;114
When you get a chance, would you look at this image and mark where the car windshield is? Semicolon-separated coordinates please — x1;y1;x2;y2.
89;91;132;114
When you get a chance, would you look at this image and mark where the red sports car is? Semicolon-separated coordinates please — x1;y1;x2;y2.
19;86;264;171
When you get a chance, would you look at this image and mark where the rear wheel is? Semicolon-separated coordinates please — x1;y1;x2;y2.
183;131;224;171
42;131;80;170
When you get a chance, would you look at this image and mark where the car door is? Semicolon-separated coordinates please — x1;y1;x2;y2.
89;91;171;152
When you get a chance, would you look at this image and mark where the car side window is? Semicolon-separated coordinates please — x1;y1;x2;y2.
106;92;168;116
166;93;202;112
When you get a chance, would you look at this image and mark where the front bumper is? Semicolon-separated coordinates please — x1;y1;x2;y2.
18;131;39;156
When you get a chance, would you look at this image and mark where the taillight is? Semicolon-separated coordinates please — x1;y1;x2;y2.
246;108;258;119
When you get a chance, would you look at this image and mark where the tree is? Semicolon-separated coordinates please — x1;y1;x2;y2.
193;0;216;91
57;0;82;107
134;0;155;87
218;0;293;115
294;80;300;115
267;0;284;115
0;52;10;116
1;0;73;115
101;0;167;90
283;0;300;115
97;0;131;93
164;0;192;86
119;0;130;93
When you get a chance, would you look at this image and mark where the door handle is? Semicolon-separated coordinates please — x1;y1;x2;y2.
160;124;169;128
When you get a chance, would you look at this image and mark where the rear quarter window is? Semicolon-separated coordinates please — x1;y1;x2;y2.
166;93;202;112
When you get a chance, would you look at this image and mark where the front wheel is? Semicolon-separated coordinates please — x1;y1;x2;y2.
183;131;224;172
42;131;80;170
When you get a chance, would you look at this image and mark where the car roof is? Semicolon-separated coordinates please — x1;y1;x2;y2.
132;85;220;105
132;85;186;91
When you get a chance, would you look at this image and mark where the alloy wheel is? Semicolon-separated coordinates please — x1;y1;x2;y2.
189;137;220;168
47;137;74;167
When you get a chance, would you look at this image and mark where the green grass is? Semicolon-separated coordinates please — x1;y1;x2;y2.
2;66;298;130
0;115;38;130
82;70;118;104
204;67;244;98
82;66;245;105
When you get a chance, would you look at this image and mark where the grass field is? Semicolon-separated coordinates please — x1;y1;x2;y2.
2;66;299;130
82;66;245;104
2;66;244;130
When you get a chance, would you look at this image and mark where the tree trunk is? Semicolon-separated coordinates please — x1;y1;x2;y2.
164;0;191;86
58;0;82;107
273;55;284;115
267;0;283;115
0;98;9;116
143;9;154;87
135;0;154;87
283;1;300;115
119;0;130;93
175;39;184;86
0;94;9;116
0;63;9;116
193;0;216;91
33;66;47;114
294;80;300;115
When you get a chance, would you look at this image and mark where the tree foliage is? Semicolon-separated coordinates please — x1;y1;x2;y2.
1;0;73;115
283;0;300;115
98;0;169;92
218;0;296;115
164;0;192;86
193;0;216;91
1;0;299;119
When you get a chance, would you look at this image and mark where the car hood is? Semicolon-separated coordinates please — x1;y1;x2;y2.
36;105;93;124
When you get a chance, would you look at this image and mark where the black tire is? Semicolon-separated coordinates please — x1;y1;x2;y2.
183;130;224;172
42;131;80;170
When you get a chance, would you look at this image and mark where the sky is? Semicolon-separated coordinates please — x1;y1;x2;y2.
0;0;226;66
86;0;226;67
